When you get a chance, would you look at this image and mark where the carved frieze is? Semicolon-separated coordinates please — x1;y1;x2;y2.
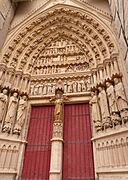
30;76;91;96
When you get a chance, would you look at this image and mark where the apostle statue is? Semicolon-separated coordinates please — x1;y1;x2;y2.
106;80;121;126
0;88;8;123
13;95;28;135
98;85;111;130
114;77;128;123
3;92;18;133
90;90;102;132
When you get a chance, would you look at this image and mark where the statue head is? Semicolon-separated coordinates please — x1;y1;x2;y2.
114;77;120;85
13;92;18;97
106;81;112;88
55;79;64;94
91;91;95;97
55;89;63;99
98;86;103;92
2;88;8;95
22;95;27;101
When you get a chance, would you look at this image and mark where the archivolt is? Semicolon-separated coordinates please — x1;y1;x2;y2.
1;5;118;75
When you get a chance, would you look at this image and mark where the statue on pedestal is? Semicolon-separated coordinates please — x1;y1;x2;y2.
13;95;28;135
0;88;8;123
114;77;128;123
3;92;18;133
98;85;111;130
106;81;121;126
50;80;68;123
90;90;102;132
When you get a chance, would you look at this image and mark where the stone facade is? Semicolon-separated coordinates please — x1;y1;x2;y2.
108;0;128;72
0;0;128;180
0;0;15;49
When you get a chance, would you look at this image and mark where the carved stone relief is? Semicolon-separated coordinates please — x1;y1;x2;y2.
90;63;128;132
0;88;28;135
0;7;117;75
33;39;89;75
30;76;91;96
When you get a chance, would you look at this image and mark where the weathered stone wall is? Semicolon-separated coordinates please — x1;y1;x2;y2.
108;0;128;72
0;0;15;49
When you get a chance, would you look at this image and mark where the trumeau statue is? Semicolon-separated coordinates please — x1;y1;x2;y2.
3;92;18;133
50;80;68;122
90;91;102;132
114;77;128;122
98;85;111;129
13;95;28;135
0;88;8;123
106;81;121;125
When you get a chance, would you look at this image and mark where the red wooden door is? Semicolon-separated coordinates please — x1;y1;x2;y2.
63;104;95;180
21;106;54;180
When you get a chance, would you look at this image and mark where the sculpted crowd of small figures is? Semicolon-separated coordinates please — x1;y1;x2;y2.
30;78;91;96
33;62;89;75
90;76;128;132
0;89;28;135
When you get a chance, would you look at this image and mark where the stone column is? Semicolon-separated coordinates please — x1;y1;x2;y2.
50;123;63;180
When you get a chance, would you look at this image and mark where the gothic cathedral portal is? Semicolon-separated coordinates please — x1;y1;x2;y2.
0;1;128;180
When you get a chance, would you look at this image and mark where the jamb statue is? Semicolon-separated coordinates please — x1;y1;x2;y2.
13;95;28;135
98;85;111;130
114;77;128;123
0;88;8;123
3;92;18;133
106;80;121;126
90;90;102;132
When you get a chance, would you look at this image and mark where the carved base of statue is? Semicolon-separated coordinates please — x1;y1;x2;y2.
102;117;112;130
13;124;21;135
111;112;121;126
53;123;63;138
2;122;11;133
94;120;102;132
120;108;128;123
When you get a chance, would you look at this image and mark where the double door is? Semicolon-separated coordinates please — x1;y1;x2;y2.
21;104;94;180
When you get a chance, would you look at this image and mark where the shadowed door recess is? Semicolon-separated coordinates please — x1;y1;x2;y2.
63;104;95;180
21;106;54;180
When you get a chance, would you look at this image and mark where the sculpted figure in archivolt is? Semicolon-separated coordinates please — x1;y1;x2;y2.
0;88;8;123
3;92;18;133
13;95;28;135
